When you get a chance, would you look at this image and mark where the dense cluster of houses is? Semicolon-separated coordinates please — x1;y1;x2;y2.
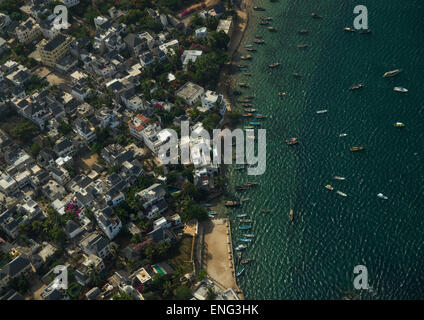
0;0;236;300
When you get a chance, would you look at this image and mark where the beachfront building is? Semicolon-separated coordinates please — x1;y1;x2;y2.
200;90;224;113
37;34;73;67
176;81;205;106
217;17;234;47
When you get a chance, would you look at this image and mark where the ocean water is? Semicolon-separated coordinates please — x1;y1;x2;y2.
227;0;424;299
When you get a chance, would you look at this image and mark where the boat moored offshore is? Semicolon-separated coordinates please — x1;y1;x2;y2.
383;69;402;78
393;86;408;93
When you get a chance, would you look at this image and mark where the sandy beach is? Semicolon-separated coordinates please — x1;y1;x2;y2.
202;218;243;298
217;0;253;101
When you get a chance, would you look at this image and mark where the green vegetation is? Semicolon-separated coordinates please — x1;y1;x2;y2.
18;209;67;246
25;76;49;94
0;116;40;142
0;0;24;21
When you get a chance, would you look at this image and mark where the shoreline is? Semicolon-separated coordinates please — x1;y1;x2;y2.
208;0;253;299
217;0;252;107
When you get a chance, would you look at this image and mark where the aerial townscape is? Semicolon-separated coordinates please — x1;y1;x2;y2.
0;0;422;303
0;0;245;301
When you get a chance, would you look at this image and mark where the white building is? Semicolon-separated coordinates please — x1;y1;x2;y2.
181;50;203;70
200;90;223;112
176;81;205;106
195;27;208;39
95;207;122;240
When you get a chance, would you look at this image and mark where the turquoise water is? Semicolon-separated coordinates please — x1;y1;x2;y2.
228;0;424;299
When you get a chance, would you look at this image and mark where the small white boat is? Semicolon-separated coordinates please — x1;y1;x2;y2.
393;86;408;93
394;122;405;127
339;133;348;137
316;109;328;114
377;193;388;200
336;190;347;197
334;176;346;180
235;244;247;251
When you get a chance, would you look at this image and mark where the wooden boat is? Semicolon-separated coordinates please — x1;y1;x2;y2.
325;184;334;191
237;64;248;69
316;109;328;114
344;27;355;32
349;83;364;91
244;108;256;113
233;90;242;95
269;62;280;68
297;44;309;48
239;224;252;230
244;95;255;99
383;69;402;78
297;29;309;34
277;91;287;96
236;214;247;218
394;86;408;93
244;182;259;187
241;197;250;202
292;73;302;78
242;113;253;118
262;209;272;213
349;146;365;152
336;190;347;197
240;259;253;264
244;125;255;129
268;26;277;32
255;35;263;39
255;114;266;119
360;29;372;34
235;244;247;251
263;17;272;21
253;39;265;44
253;6;266;11
239;83;249;88
240;54;252;60
246;47;257;52
241;103;254;107
289;209;294;221
259;21;270;26
236;267;245;277
285;137;299;145
235;186;247;191
311;13;322;19
334;176;346;181
225;200;240;207
239;219;252;223
244;72;252;76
